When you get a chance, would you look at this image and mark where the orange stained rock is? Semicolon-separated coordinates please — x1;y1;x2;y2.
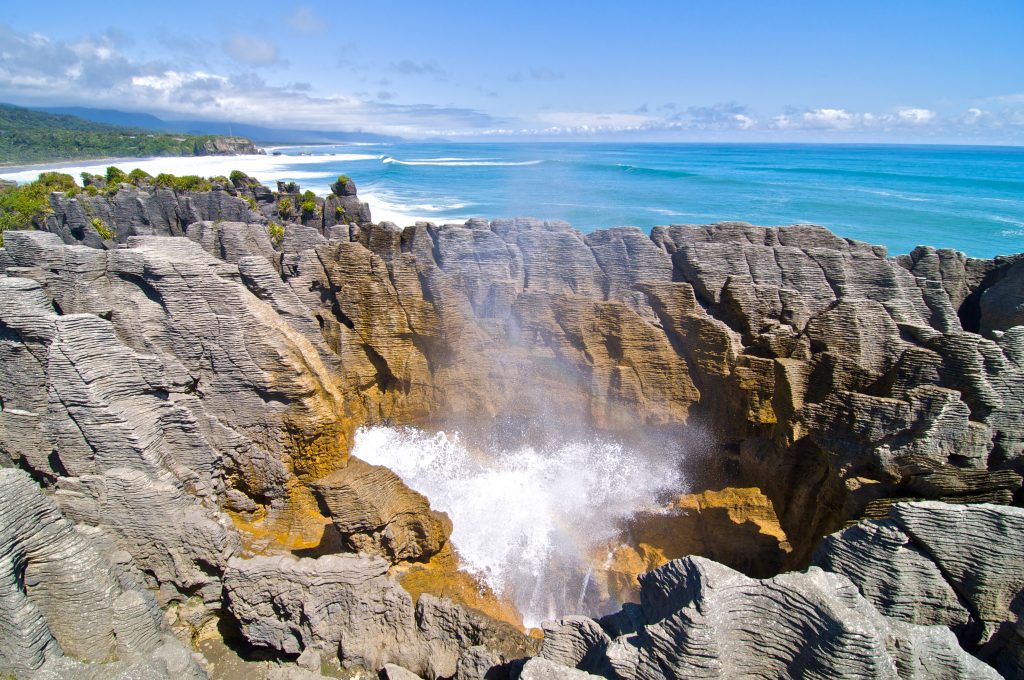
603;486;792;603
227;481;330;555
396;544;526;631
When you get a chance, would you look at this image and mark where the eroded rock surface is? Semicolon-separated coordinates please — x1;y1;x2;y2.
537;556;998;679
1;177;1022;678
814;500;1024;675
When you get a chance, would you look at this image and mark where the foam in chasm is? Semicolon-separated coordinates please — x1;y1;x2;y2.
352;425;688;627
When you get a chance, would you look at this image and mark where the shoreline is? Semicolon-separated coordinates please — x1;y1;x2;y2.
0;152;443;228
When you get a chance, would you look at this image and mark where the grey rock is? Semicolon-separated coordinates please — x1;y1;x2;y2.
383;663;425;680
891;502;1024;637
223;554;433;673
536;556;997;680
980;258;1024;335
538;617;609;670
185;220;278;267
518;657;601;680
0;468;205;679
416;593;541;665
310;457;452;563
197;136;259;156
812;518;970;627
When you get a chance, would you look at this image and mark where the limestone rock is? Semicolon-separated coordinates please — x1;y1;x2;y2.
519;657;602;679
543;556;998;679
416;593;540;666
0;468;205;679
185;220;278;267
383;663;425;680
311;457;452;563
223;553;432;673
980;258;1024;335
197;136;259;156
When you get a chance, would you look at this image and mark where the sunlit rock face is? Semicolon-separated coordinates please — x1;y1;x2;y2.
1;177;1022;678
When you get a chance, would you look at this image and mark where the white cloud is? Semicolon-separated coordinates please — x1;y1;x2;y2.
131;70;227;92
286;5;329;35
222;33;281;66
536;111;651;131
0;24;496;137
896;107;937;124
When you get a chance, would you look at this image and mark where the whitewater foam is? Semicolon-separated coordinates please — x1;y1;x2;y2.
0;152;381;185
382;156;543;167
352;425;687;626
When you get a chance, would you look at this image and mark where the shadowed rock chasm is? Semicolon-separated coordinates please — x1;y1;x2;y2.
0;174;1022;678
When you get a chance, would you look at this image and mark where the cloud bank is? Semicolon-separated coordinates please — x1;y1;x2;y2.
0;23;1020;142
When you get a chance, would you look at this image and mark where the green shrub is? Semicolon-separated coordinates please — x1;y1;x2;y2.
230;170;247;183
91;216;115;241
300;199;317;216
105;166;128;193
154;173;212;192
302;190;316;202
336;174;350;184
244;195;258;210
105;166;127;184
0;171;78;244
267;221;285;246
285;181;299;193
127;168;153;185
334;206;344;217
278;198;292;217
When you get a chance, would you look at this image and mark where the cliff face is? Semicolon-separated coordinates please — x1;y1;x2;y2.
197;136;260;156
1;178;1022;679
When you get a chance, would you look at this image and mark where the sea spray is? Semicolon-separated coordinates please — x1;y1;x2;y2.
352;425;687;626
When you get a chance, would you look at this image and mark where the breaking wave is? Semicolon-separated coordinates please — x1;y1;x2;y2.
352;425;688;626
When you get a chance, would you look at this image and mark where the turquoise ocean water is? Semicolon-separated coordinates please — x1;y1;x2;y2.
271;142;1024;259
5;143;1022;258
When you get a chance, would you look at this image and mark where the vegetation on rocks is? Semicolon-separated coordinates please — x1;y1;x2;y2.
0;171;77;245
278;197;293;217
90;216;115;241
267;221;285;245
0;167;267;245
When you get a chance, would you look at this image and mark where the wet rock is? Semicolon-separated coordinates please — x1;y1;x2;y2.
310;457;452;563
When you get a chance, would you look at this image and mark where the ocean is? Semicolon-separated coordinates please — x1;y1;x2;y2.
3;142;1022;258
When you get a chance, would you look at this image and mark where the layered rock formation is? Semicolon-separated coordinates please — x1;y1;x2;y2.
1;175;1022;678
537;550;1000;679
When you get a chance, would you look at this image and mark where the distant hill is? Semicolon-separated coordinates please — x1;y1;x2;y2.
33;106;177;132
0;104;257;165
33;105;403;145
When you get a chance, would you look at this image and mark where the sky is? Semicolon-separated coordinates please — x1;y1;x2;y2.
1;1;1022;143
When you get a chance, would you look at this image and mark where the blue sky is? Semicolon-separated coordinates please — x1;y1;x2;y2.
1;1;1022;142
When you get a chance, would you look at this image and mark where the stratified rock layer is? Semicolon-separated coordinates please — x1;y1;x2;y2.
538;554;998;679
1;177;1022;679
814;501;1024;676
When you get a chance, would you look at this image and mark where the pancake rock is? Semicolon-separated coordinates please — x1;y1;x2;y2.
536;556;998;679
0;468;205;679
814;500;1024;677
1;176;1022;678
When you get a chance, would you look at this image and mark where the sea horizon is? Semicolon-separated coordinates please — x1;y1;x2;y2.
4;140;1023;260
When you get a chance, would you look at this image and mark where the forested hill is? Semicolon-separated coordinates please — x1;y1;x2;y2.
0;103;258;164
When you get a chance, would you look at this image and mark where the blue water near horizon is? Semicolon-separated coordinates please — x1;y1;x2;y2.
264;142;1023;259
6;142;1021;258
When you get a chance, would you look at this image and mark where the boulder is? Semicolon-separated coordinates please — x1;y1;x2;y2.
311;457;452;563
